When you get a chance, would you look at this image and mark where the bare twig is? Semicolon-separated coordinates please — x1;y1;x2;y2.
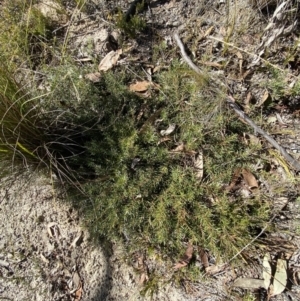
227;98;300;171
173;33;228;91
173;32;300;172
173;33;203;75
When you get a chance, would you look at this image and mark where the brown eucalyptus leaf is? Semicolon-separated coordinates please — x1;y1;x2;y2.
74;286;82;301
241;168;258;189
98;49;122;72
158;137;172;145
244;92;252;114
205;264;226;275
173;243;193;270
170;143;185;152
129;81;151;92
226;168;242;192
204;26;214;37
270;259;287;296
201;61;223;68
198;247;209;268
262;253;272;289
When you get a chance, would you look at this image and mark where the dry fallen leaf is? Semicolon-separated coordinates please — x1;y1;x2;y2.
74;286;82;301
194;150;204;180
263;253;272;289
173;243;193;270
233;278;265;289
70;269;83;300
160;124;176;136
198;247;209;268
244;92;252;114
170;143;185;152
275;112;287;126
47;222;59;238
98;49;122;72
129;80;151;92
72;271;81;290
270;259;287;297
241;168;258;189
158;137;172;145
139;272;149;285
201;61;223;68
204;26;214;37
129;81;160;94
205;264;226;275
71;231;83;248
257;90;270;107
226;168;242;192
85;72;101;83
243;132;261;146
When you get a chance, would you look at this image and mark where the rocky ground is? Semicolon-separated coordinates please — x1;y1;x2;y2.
2;0;300;300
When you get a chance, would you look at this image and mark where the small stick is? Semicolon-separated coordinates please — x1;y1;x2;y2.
173;32;300;171
173;33;203;75
227;98;300;171
173;33;227;90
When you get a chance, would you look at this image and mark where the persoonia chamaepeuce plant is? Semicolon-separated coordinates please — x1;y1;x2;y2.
0;0;273;271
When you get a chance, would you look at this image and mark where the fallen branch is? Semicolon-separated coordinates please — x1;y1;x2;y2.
173;32;300;172
173;33;203;75
173;33;226;90
227;98;300;171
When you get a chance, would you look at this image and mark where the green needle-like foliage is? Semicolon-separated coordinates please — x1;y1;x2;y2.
66;64;271;263
0;0;274;277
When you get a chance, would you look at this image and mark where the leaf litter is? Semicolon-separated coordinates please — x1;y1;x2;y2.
270;258;288;297
233;253;288;298
263;253;272;289
173;243;193;270
98;49;122;72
